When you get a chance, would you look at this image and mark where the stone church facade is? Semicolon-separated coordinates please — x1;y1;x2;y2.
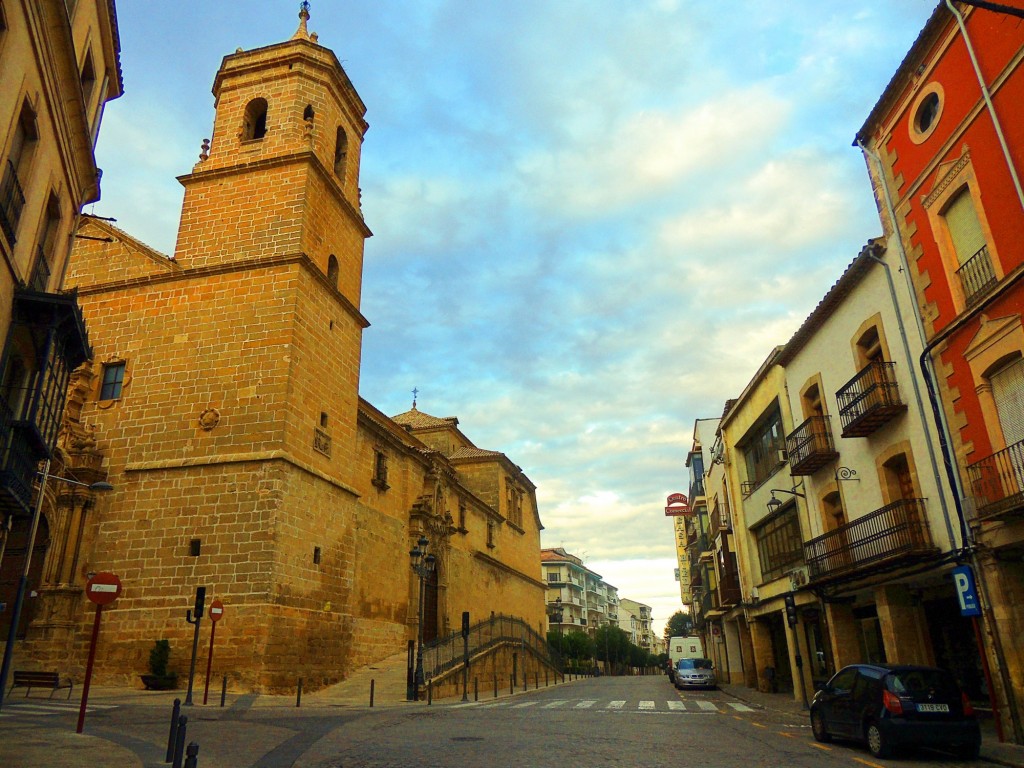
23;9;546;692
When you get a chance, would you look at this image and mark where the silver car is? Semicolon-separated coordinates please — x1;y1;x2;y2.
674;658;716;689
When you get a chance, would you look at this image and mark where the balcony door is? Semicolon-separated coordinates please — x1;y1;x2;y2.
991;356;1024;498
992;357;1024;446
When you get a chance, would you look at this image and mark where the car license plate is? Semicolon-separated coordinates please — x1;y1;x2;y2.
917;703;949;712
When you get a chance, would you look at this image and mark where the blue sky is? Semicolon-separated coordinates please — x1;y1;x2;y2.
92;1;937;634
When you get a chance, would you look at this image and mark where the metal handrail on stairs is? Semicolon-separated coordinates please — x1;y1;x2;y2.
420;613;562;681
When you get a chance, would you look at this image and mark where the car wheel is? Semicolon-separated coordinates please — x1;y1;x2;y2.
810;709;831;743
866;722;891;759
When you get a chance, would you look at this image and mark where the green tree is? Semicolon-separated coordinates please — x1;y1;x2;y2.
664;610;693;638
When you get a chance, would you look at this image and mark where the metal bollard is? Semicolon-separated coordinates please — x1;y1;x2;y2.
545;670;548;687
220;675;227;708
474;677;478;702
493;675;498;699
296;678;302;708
535;672;539;690
184;742;199;768
171;715;188;768
509;675;514;695
523;674;527;692
166;698;181;763
370;679;375;708
427;679;432;705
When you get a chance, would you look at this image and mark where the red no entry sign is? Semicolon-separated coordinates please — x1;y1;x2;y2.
209;600;225;622
86;572;122;605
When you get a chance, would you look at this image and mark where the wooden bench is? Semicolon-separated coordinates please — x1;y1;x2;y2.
9;671;73;700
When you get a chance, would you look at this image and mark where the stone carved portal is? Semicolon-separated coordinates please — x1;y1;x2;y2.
409;466;457;642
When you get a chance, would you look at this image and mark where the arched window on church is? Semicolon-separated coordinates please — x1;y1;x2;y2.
327;254;339;287
242;98;268;141
334;126;347;177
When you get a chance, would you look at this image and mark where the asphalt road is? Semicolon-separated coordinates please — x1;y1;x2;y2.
0;674;990;767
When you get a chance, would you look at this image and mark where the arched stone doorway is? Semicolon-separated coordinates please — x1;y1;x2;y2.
423;565;439;642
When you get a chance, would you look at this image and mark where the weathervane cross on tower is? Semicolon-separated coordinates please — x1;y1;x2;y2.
412;387;419;409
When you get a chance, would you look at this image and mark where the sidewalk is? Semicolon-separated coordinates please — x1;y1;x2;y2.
719;682;1024;768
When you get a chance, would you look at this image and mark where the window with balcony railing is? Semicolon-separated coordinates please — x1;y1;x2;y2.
967;438;1024;519
837;361;906;437
803;498;934;581
956;245;997;307
785;414;838;475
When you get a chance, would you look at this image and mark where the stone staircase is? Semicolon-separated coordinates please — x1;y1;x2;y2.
306;650;414;707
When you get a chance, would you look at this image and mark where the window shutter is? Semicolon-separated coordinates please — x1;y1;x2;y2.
943;189;986;264
992;356;1024;446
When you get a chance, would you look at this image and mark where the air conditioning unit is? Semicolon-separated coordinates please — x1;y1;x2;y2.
777;449;788;464
789;565;810;591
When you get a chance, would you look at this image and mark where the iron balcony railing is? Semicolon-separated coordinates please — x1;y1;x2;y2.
966;438;1024;520
786;415;839;475
804;498;934;582
956;245;997;308
0;159;26;244
420;613;561;683
710;499;731;532
837;361;907;437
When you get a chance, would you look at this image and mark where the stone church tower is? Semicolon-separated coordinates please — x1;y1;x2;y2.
36;5;547;692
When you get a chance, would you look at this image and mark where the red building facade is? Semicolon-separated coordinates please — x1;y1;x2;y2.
857;1;1024;744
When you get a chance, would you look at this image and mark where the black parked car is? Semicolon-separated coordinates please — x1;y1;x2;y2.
810;664;980;759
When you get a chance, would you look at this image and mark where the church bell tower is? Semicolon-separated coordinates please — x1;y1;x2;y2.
173;2;371;309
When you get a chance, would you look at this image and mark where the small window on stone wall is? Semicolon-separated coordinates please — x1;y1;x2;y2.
313;546;321;565
487;520;495;548
334;126;347;176
100;361;126;400
327;255;339;287
373;449;389;490
243;98;268;140
303;104;315;121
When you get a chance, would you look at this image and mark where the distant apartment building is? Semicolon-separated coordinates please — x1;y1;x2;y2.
619;598;654;652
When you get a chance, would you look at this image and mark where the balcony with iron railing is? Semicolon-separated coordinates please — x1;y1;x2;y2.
837;361;907;437
718;569;742;606
0;159;26;244
785;415;839;476
710;499;731;534
956;245;997;308
803;498;936;584
966;438;1024;520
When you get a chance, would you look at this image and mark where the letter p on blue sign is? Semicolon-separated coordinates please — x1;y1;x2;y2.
953;565;981;617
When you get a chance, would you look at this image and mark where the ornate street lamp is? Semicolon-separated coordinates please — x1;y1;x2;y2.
409;535;435;701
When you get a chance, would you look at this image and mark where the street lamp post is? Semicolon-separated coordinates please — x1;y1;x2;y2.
409;535;435;701
0;460;113;712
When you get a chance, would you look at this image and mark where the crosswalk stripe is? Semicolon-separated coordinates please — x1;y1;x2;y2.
575;700;596;709
607;701;625;709
695;700;718;711
543;700;568;709
667;701;686;710
639;700;656;710
512;701;538;708
727;702;754;712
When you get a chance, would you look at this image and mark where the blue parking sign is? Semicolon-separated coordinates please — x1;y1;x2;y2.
953;565;981;617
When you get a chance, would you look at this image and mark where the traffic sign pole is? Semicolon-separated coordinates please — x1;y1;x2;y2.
77;572;122;734
202;600;224;705
77;604;104;733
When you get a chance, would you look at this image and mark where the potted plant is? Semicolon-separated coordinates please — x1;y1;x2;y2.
140;639;177;690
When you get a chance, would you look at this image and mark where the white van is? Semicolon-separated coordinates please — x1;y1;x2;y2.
668;635;704;666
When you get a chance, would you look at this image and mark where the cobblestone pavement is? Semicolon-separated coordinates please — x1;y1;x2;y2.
2;675;1022;767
